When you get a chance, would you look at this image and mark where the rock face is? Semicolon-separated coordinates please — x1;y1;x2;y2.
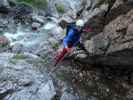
73;0;133;67
0;53;56;100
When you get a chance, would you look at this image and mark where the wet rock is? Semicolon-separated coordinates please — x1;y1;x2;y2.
0;6;10;14
0;0;9;7
60;92;79;100
32;15;45;24
31;22;42;31
13;3;33;16
0;0;10;14
11;43;24;53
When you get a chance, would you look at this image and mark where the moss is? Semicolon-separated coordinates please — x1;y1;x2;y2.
56;73;65;80
13;53;27;60
39;54;50;64
9;53;27;64
53;43;59;50
9;59;17;64
16;0;48;9
0;44;4;48
56;3;65;13
0;44;9;48
96;0;112;7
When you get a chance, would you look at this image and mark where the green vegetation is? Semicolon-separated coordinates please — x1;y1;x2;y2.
12;53;27;60
56;73;65;80
9;59;17;64
0;44;9;48
53;43;59;50
96;0;112;6
16;0;48;9
39;54;50;64
9;53;27;64
56;3;65;13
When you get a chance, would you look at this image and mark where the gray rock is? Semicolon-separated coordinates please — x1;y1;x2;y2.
31;22;42;30
0;0;9;7
14;3;33;16
32;15;45;24
60;92;79;100
73;1;133;66
76;53;87;59
50;25;64;40
88;96;98;100
12;43;24;53
46;0;82;18
0;53;56;100
0;36;10;52
37;80;56;100
46;0;59;18
0;36;9;46
48;37;59;46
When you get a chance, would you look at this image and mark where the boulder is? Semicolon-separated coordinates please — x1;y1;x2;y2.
0;0;9;7
0;0;10;14
0;36;9;47
11;43;24;53
13;3;33;16
0;53;56;100
73;1;133;67
31;22;42;31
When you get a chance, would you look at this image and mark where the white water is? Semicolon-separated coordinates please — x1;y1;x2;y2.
3;22;55;48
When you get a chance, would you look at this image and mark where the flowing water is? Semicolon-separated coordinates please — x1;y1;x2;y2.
3;22;55;48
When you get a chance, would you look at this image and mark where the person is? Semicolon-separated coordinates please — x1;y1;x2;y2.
54;19;92;66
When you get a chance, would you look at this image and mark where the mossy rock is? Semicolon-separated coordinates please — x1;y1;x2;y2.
9;59;17;64
55;3;65;13
12;53;27;60
15;0;48;9
56;73;65;80
96;0;112;7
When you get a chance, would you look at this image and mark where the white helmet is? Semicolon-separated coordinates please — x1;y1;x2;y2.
76;19;84;27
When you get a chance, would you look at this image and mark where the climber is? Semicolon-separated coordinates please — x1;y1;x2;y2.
54;19;92;66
